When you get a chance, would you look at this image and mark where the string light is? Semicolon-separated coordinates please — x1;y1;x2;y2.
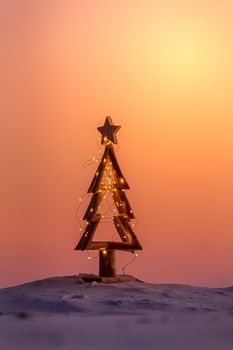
76;133;140;273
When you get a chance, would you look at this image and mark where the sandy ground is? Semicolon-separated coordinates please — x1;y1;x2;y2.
0;276;233;350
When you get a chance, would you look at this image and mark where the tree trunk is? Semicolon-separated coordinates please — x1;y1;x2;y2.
99;249;116;277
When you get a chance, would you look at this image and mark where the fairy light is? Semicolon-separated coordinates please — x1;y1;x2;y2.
76;121;141;275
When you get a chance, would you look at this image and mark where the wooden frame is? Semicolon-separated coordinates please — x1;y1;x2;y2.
75;117;142;277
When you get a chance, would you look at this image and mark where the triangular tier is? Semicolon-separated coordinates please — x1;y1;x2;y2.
75;213;142;251
88;145;129;193
75;135;142;253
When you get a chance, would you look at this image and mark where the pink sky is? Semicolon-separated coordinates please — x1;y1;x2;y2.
0;0;233;287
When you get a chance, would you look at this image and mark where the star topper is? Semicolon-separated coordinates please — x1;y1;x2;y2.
97;116;121;144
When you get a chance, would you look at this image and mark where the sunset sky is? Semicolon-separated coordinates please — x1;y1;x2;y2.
1;0;233;288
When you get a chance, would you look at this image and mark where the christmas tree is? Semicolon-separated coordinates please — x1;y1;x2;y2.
75;116;142;277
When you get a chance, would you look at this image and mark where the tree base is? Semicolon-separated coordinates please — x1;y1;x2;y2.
78;273;142;284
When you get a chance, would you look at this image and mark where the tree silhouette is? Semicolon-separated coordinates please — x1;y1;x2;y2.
75;116;142;277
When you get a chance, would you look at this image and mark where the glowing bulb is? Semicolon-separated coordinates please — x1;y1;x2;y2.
102;249;107;256
120;178;125;184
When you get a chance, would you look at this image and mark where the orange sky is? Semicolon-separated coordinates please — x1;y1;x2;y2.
1;0;233;287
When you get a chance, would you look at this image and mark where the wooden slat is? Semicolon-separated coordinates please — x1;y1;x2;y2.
75;214;101;250
108;146;129;189
88;241;139;251
83;191;104;222
118;215;142;250
88;146;110;193
112;189;135;219
113;215;130;242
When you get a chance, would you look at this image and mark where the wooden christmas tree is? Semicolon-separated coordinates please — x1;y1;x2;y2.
75;116;142;277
